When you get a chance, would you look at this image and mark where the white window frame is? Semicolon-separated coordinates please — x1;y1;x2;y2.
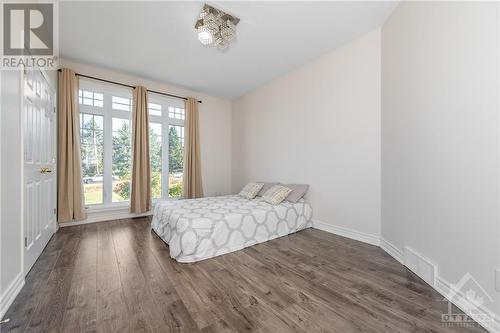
79;79;132;210
78;79;186;211
148;93;185;201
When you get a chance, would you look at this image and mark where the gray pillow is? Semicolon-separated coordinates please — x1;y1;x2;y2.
257;182;279;196
284;184;309;203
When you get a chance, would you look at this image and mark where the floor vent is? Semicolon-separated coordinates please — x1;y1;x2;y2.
403;246;437;287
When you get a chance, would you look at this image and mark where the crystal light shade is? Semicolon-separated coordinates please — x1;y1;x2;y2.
220;20;236;42
194;4;239;50
214;36;228;50
197;26;213;45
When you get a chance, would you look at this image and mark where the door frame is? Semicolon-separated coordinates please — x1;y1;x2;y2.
20;67;58;276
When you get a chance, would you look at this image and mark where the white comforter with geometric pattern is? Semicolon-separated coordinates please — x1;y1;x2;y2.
151;195;313;263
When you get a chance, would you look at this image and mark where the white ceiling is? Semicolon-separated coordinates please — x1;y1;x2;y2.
59;1;398;99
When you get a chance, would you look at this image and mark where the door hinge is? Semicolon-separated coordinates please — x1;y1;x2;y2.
53;208;56;215
24;237;27;247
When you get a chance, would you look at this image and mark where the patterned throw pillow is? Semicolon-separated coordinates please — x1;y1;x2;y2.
257;182;279;196
239;182;264;199
262;185;292;205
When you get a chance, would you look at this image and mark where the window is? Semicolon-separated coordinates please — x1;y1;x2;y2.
79;79;185;208
80;113;104;204
168;106;185;120
79;89;103;107
112;96;131;111
170;125;185;147
148;102;162;116
149;122;162;199
79;80;132;207
168;125;184;198
112;118;131;202
149;96;185;199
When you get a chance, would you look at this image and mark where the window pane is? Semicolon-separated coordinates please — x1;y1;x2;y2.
112;117;128;131
83;113;93;124
148;103;162;116
168;125;184;198
79;89;103;108
112;103;131;111
112;118;131;202
113;96;129;104
80;114;104;205
168;106;185;120
150;123;162;199
94;115;103;130
176;108;185;120
112;96;131;111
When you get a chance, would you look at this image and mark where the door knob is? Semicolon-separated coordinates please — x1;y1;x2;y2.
40;168;53;174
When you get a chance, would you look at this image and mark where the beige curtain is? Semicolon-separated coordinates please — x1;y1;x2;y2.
183;98;203;199
130;86;151;213
57;68;86;222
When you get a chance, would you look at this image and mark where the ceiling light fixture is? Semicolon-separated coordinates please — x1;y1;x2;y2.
195;4;240;50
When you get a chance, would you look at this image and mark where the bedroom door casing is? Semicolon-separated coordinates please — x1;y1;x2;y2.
23;68;57;274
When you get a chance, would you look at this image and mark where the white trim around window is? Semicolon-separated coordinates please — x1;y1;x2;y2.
148;92;185;201
78;79;186;213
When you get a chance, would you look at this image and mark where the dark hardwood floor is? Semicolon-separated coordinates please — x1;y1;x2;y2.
1;217;485;333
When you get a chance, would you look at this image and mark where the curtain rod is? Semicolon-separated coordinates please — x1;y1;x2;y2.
57;69;202;104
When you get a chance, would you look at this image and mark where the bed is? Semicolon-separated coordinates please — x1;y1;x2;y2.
151;195;313;263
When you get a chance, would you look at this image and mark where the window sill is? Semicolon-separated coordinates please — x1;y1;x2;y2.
60;203;150;227
85;202;130;213
84;198;181;213
60;198;185;227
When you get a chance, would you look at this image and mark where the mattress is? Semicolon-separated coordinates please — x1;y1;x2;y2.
151;195;313;263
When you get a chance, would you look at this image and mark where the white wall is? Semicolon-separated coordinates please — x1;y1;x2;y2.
381;0;499;318
1;70;23;316
232;30;381;240
0;73;2;311
498;1;500;319
59;59;233;198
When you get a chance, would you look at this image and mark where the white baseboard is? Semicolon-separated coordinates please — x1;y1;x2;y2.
314;224;498;332
380;237;403;264
435;276;500;333
312;219;380;246
0;272;24;319
59;210;151;227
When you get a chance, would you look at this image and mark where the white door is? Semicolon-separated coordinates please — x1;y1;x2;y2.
23;68;57;274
